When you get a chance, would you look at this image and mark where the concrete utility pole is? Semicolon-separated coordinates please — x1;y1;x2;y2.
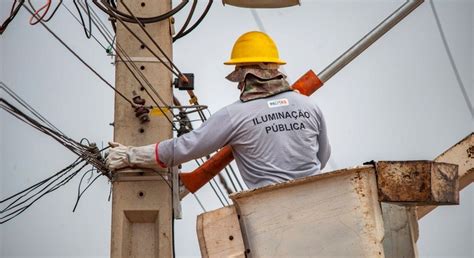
110;1;173;257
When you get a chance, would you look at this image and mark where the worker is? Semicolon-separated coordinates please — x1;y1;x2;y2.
106;31;331;189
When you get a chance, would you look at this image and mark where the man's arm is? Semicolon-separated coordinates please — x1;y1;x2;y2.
106;107;235;171
158;107;235;167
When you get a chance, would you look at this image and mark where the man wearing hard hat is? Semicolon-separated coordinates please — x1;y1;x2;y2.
106;31;331;189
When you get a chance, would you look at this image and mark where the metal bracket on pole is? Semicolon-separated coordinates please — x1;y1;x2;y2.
114;56;171;63
112;168;169;182
172;166;183;219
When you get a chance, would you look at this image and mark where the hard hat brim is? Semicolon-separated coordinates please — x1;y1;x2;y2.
224;57;286;65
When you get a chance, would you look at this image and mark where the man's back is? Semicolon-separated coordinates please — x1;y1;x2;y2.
226;91;330;188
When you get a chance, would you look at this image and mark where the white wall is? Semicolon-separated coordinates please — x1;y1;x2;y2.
0;0;472;257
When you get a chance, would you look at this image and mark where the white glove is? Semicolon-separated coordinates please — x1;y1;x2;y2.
105;141;159;171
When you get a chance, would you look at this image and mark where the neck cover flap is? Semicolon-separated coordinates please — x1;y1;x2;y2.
226;67;292;102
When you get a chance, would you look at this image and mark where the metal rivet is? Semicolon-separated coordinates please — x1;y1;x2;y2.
229;235;234;241
138;191;145;198
141;2;146;7
140;65;145;70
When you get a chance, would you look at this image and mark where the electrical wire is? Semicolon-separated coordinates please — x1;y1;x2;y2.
193;193;206;212
99;0;236;200
28;0;52;25
2;0;217;225
60;2;109;51
1;161;86;213
210;179;229;206
171;78;243;196
153;170;173;190
0;0;25;35
93;0;189;24
77;0;207;136
0;158;83;206
22;4;135;107
28;0;62;23
172;94;235;203
28;0;233;209
430;0;473;117
84;0;114;42
74;0;208;157
1;99;79;154
173;0;213;42
73;0;92;38
0;159;90;224
203;108;244;192
173;0;197;39
72;169;102;212
75;1;181;132
110;1;187;80
88;0;211;137
174;93;243;199
106;0;117;32
116;0;197;120
227;161;244;191
0;98;109;174
192;107;244;193
0;82;64;135
0;83;113;223
0;82;110;177
194;159;227;207
218;171;234;195
212;177;230;206
173;96;194;134
223;167;237;193
111;7;203;136
107;0;116;9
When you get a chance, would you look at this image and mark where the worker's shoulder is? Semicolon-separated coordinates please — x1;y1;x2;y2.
225;91;317;110
224;92;318;122
273;91;320;109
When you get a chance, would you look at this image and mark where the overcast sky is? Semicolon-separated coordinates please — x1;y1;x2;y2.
0;0;472;257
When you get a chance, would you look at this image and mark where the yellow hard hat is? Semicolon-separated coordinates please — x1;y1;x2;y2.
224;31;286;65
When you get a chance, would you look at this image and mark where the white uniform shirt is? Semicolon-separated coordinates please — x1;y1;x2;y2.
158;91;331;189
